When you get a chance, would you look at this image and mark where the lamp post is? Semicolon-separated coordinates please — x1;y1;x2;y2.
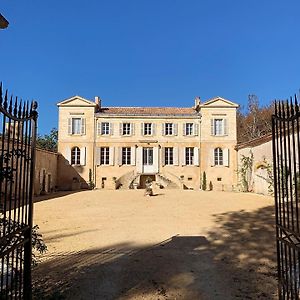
0;14;9;29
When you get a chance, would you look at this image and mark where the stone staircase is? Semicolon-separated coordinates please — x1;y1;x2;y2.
156;174;179;189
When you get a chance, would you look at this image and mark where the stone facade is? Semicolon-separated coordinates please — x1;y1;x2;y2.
236;134;273;195
34;148;58;195
57;96;239;191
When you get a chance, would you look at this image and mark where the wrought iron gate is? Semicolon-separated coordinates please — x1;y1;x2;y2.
272;97;300;299
0;83;37;299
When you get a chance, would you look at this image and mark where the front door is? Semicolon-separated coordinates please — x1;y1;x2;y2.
143;147;154;173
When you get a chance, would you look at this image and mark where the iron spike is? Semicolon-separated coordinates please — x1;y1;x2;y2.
286;99;290;118
8;95;13;114
4;89;8;110
290;96;294;116
295;94;299;113
13;96;18;117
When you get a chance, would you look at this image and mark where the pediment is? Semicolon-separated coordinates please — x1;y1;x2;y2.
201;97;239;108
57;95;96;107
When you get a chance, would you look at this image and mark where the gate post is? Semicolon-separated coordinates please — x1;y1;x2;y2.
23;101;38;300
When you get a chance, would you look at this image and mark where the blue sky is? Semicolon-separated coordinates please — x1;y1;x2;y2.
1;1;300;134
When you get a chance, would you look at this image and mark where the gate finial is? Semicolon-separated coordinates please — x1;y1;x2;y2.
290;97;294;116
13;97;18;117
286;99;290;117
295;94;299;113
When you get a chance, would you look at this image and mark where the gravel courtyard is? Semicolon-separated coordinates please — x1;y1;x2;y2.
32;189;277;300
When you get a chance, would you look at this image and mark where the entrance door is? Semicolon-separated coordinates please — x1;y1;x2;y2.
143;147;154;173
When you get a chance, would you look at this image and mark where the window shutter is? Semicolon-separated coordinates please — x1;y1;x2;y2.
152;123;156;135
174;123;178;136
224;148;229;166
136;147;143;173
211;149;215;166
131;123;135;135
118;147;122;166
119;123;123;136
183;124;186;136
161;147;165;166
162;123;165;136
153;147;159;173
224;119;228;135
211;119;214;135
141;123;144;136
97;122;101;135
181;148;186;166
68;118;72;135
110;123;114;135
131;146;136;165
81;118;86;135
109;147;114;165
194;123;199;136
194;147;199;166
66;147;71;164
173;147;179;166
80;147;86;166
96;147;101;166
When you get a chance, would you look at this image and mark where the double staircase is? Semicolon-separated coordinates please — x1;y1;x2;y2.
116;171;180;189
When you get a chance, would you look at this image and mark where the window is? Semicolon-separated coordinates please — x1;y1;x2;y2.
165;123;173;135
100;147;109;165
71;147;80;165
122;123;131;135
69;117;85;135
72;118;82;134
214;148;223;165
101;122;110;135
185;147;194;165
165;147;174;165
214;119;223;135
144;123;152;135
122;147;131;165
185;123;193;136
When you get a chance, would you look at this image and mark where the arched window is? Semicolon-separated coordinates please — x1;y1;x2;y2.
71;147;80;165
214;148;223;165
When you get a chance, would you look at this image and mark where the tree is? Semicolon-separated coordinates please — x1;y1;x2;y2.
202;171;207;191
237;95;274;143
36;128;58;152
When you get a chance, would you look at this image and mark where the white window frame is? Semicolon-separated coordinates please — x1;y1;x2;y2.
101;122;110;135
165;147;174;165
185;147;194;165
185;123;193;136
165;123;173;135
214;148;223;165
71;118;82;135
71;147;80;165
122;147;131;165
122;123;131;135
100;147;110;165
144;123;152;136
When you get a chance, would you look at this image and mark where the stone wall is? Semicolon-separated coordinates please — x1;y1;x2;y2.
34;148;58;195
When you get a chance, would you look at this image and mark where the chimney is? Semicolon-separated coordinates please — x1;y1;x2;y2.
95;96;101;109
194;96;201;111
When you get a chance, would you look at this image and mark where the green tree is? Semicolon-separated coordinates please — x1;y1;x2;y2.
202;171;207;191
36;128;58;152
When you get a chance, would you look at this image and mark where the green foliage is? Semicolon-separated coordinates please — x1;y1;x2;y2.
209;181;213;191
36;128;58;152
202;171;207;191
237;151;254;192
255;157;274;195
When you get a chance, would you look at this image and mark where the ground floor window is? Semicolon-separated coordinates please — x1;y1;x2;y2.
165;147;173;165
71;147;80;165
185;147;194;165
100;147;109;165
122;147;131;165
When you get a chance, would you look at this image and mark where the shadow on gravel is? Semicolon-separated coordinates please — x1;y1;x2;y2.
33;205;277;299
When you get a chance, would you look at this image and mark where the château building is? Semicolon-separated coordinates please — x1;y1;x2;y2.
57;95;239;191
